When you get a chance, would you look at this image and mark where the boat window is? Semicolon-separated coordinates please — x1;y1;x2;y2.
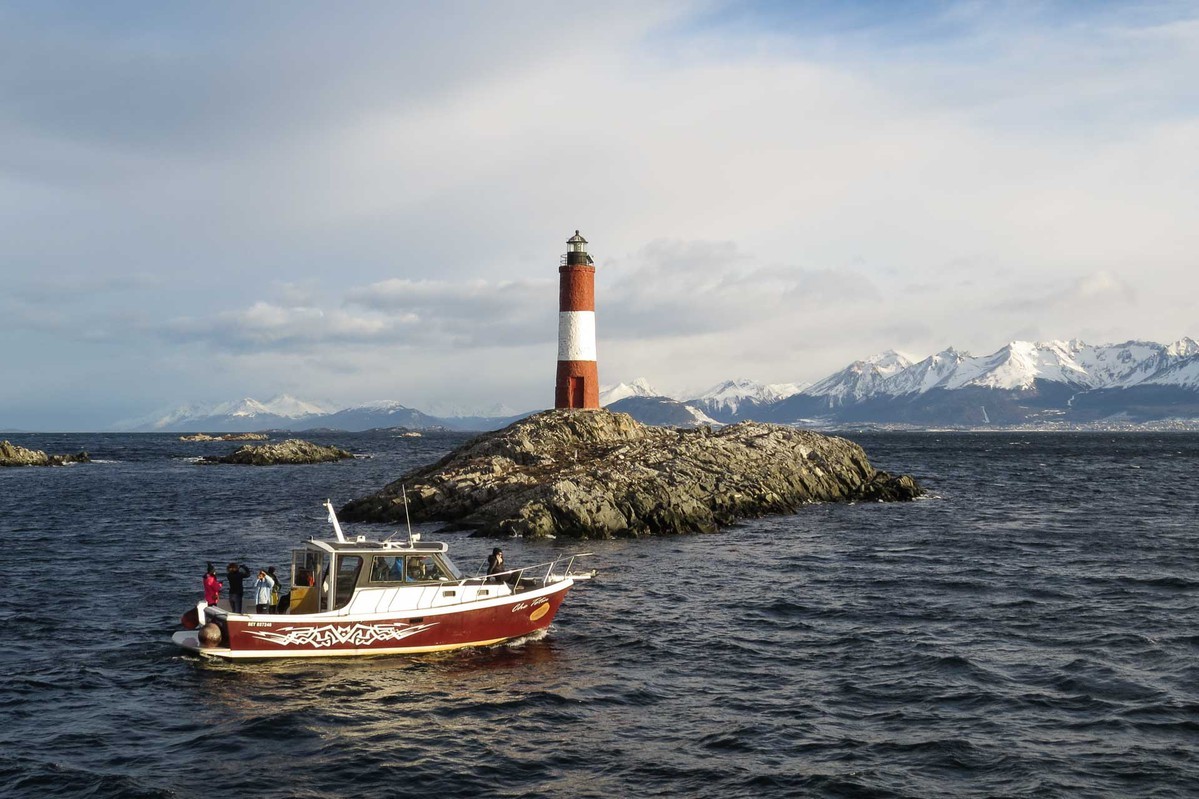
369;555;405;584
334;555;363;610
439;556;464;580
405;555;448;583
292;550;321;588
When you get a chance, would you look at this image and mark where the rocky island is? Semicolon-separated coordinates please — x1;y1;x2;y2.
201;438;354;465
180;432;269;442
1;440;90;467
339;409;922;538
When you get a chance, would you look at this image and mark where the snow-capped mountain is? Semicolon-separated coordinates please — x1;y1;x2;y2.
605;396;721;428
600;379;660;406
762;337;1199;426
119;395;335;432
311;401;445;432
805;350;915;403
111;336;1199;433
686;378;806;423
692;378;805;412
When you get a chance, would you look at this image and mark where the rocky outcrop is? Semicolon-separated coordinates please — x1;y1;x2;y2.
201;438;354;465
180;432;270;442
0;440;90;467
339;409;922;539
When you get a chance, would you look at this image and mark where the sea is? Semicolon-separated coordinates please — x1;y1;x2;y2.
1;430;1197;798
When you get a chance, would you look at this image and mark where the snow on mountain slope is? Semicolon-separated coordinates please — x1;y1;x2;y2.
949;340;1091;391
690;378;806;414
805;350;914;402
1069;340;1174;388
814;338;1199;402
600;378;660;406
121;395;332;430
343;400;421;414
882;348;969;394
1139;354;1199;389
1165;337;1199;359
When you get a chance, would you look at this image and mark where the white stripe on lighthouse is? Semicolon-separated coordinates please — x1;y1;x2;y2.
557;311;596;361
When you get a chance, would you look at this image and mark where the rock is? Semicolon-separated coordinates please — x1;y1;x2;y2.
180;432;269;442
339;409;923;539
201;438;355;465
0;440;90;467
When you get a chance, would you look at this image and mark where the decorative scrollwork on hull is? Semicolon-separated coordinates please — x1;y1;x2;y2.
246;621;439;648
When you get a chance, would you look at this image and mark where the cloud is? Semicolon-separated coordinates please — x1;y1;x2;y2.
3;1;1199;427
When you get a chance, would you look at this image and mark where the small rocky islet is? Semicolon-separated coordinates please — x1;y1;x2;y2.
179;432;269;442
0;440;90;467
339;409;922;539
200;438;355;465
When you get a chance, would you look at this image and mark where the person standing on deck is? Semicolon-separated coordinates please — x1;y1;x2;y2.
253;569;275;614
266;566;281;613
203;563;223;606
226;562;251;613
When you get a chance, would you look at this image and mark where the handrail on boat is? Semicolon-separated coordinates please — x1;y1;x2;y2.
463;552;594;588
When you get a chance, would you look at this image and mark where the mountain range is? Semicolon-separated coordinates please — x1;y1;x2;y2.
114;338;1199;432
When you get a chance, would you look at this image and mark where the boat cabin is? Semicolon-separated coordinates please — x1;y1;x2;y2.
288;538;473;614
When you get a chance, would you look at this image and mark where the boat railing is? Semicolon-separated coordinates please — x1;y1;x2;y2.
462;552;594;591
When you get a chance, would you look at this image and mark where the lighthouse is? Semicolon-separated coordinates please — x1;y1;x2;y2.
555;230;599;409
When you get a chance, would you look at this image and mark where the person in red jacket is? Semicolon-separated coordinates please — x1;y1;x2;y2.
203;562;223;606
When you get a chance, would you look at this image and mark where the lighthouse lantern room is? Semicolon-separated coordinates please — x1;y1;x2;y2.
555;230;599;409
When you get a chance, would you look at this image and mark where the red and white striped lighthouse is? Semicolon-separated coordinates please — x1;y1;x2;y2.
555;230;599;409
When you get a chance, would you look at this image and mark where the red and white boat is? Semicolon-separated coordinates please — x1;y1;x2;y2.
172;500;593;660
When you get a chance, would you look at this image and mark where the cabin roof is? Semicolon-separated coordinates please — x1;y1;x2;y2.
302;538;449;556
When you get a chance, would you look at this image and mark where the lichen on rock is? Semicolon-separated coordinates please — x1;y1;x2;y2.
339;409;922;539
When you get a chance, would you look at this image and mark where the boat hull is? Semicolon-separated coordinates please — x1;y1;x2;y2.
173;580;572;660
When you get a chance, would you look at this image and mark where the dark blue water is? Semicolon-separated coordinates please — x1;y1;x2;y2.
2;431;1197;798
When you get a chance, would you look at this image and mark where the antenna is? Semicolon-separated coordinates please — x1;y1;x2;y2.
403;485;420;543
324;499;347;543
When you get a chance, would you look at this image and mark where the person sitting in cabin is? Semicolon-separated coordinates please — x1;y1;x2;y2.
203;563;223;605
253;569;276;614
226;562;251;613
406;557;431;582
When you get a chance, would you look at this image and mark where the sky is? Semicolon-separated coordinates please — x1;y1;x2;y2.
3;1;1198;430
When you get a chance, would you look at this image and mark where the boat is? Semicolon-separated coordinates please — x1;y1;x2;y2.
172;500;594;660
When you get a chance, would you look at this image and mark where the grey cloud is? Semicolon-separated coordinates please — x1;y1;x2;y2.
601;239;883;339
988;270;1137;314
12;273;163;304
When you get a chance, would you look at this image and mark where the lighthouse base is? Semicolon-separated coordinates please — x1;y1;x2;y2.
555;361;600;409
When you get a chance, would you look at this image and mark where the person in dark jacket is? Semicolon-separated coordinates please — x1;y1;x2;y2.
487;548;505;583
226;562;251;613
